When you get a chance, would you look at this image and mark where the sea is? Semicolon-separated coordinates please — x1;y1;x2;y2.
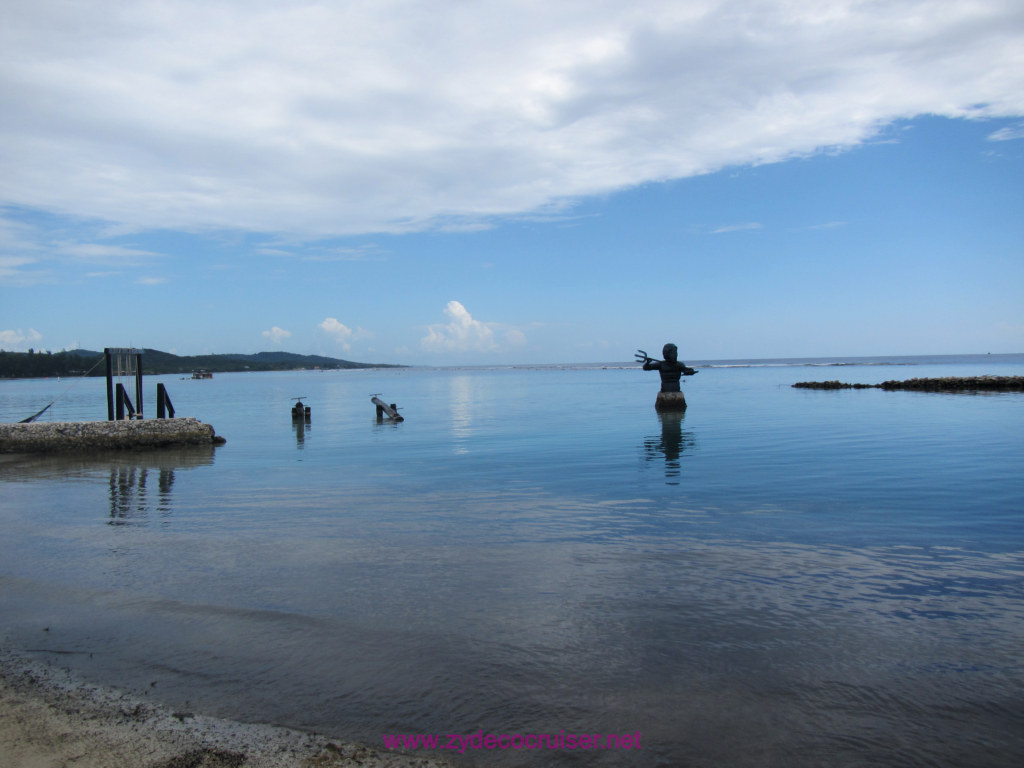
1;354;1022;767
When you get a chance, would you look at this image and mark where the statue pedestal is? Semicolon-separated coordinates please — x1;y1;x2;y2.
655;391;687;412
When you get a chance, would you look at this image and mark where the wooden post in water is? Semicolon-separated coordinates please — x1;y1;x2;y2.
105;349;115;421
157;383;175;418
135;351;144;419
371;396;403;422
115;383;136;420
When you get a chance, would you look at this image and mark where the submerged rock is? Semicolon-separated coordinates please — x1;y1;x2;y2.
877;376;1024;392
793;381;874;390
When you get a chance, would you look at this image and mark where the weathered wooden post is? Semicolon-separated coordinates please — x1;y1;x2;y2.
105;348;115;421
291;398;311;422
115;383;136;420
135;351;144;419
156;383;175;418
106;347;144;420
371;396;404;422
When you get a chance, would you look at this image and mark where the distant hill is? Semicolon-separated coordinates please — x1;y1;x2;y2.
0;348;403;378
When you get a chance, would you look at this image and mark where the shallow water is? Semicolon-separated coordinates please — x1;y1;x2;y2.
2;355;1023;766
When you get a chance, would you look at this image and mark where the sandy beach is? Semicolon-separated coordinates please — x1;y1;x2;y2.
0;648;456;768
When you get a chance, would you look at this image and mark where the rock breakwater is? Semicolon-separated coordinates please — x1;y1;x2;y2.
0;418;224;453
793;376;1024;392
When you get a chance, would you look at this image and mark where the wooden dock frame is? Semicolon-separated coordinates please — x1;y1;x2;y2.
104;348;177;421
105;347;143;421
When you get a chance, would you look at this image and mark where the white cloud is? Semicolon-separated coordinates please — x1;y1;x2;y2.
505;329;527;346
1;1;1022;237
261;326;291;345
136;276;166;285
318;317;371;350
0;255;39;282
0;212;47;283
988;122;1024;141
259;243;386;262
58;243;161;264
319;317;351;338
0;328;43;351
421;301;499;353
0;209;164;284
712;222;763;234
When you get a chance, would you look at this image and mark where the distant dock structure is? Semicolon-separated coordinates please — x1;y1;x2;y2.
1;347;224;453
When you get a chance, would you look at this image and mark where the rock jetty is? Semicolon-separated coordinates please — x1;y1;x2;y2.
0;418;224;454
793;376;1024;392
791;380;875;390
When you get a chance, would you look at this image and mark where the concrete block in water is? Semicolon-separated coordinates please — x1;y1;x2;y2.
0;418;223;454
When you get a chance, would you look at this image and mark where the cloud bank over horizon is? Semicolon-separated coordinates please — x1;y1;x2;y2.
421;301;498;354
3;0;1023;240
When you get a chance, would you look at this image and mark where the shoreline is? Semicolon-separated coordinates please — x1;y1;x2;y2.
0;647;458;768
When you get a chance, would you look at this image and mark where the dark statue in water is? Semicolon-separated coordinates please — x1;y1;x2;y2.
636;343;697;411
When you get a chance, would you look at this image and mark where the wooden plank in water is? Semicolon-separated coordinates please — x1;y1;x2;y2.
371;396;404;421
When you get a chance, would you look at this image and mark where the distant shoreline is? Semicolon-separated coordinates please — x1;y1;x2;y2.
0;348;406;380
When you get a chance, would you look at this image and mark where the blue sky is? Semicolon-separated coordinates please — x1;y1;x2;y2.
2;0;1022;365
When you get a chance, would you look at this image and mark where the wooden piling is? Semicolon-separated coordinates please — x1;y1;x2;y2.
371;396;403;421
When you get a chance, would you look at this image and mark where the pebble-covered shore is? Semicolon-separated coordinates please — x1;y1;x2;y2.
0;647;456;768
0;418;225;453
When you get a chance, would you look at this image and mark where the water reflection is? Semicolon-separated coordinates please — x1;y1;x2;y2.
0;446;215;481
103;449;215;525
291;399;312;448
108;465;175;525
642;412;695;484
449;375;475;454
293;418;310;447
0;448;215;525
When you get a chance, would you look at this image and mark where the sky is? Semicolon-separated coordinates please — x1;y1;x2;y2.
2;0;1023;366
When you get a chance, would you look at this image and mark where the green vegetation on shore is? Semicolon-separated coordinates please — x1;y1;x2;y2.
0;348;403;379
793;376;1024;392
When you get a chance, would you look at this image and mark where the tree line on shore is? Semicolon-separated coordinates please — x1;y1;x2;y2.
0;348;401;379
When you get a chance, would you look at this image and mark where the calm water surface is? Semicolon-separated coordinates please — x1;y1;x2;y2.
1;355;1022;767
